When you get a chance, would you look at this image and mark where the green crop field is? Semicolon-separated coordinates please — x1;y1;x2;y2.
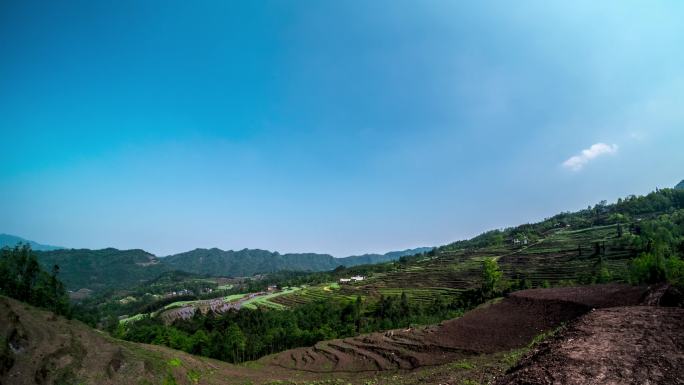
241;287;302;309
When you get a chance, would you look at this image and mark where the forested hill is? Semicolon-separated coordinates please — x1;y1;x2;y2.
162;248;334;277
160;247;431;277
35;248;168;292
676;179;684;190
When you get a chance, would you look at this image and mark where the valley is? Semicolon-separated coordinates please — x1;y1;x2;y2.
4;1;683;382
1;186;683;385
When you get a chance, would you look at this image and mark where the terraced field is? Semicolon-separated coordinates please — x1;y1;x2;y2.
152;287;311;322
272;224;636;308
241;287;302;310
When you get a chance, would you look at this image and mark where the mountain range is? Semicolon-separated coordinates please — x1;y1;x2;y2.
162;247;431;277
12;241;429;292
0;233;63;251
8;179;681;293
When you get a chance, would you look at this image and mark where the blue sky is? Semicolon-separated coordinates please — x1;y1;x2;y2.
1;1;683;256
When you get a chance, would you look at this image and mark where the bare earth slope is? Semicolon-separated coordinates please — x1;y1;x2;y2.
497;306;684;385
0;296;303;385
262;284;648;373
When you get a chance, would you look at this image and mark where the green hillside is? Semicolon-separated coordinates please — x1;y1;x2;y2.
272;187;684;308
676;179;684;190
35;248;170;291
162;248;335;276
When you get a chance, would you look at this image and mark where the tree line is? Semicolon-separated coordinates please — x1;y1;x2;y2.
0;244;70;315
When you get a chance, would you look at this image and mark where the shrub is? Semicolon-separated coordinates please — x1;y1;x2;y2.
630;252;667;284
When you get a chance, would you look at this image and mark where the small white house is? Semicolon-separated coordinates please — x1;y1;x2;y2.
351;275;365;281
339;278;351;283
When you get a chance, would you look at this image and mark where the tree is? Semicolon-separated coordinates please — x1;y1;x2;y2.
354;295;363;332
630;251;667;284
225;323;246;363
481;258;503;297
400;291;410;319
0;245;70;316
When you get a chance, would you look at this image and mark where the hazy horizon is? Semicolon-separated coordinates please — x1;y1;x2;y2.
2;1;683;256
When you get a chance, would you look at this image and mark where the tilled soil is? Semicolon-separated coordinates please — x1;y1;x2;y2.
263;284;649;373
497;306;684;385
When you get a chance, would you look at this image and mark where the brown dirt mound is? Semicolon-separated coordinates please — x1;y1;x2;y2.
0;296;164;385
0;296;279;385
497;306;684;385
264;284;649;373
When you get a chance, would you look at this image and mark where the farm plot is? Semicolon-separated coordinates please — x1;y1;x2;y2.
241;287;302;310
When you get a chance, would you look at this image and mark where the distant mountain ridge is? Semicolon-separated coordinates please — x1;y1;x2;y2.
161;247;432;277
0;233;63;251
339;247;433;266
31;245;431;291
676;180;684;190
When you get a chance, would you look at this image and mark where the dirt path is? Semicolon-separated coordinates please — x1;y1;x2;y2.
497;306;684;385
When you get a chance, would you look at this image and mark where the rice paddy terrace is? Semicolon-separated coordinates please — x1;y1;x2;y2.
271;224;637;308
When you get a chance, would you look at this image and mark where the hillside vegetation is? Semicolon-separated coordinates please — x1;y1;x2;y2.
269;187;684;310
34;248;169;292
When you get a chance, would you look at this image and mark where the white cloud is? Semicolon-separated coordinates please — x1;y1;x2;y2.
562;143;618;171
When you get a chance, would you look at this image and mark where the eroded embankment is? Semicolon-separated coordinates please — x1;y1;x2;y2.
263;284;648;373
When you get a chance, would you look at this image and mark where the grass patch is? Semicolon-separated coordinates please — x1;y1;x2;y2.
224;293;248;302
163;300;198;310
241;287;302;310
187;369;201;383
119;313;146;324
450;360;475;370
504;324;565;367
167;357;182;367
